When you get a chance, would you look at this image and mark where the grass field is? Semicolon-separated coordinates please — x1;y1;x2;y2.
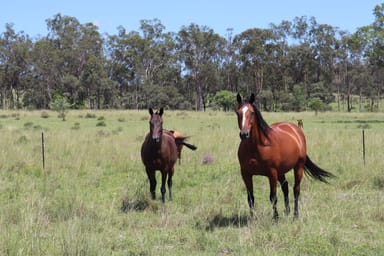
0;109;383;255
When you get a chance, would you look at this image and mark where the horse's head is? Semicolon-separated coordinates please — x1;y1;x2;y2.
236;93;256;141
149;108;163;143
236;93;271;142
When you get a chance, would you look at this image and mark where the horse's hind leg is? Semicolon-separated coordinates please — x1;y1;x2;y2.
167;169;174;201
293;165;304;219
268;172;279;221
278;175;290;216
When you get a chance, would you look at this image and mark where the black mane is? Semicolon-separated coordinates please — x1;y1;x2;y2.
251;103;271;140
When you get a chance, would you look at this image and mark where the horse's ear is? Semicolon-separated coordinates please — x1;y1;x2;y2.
249;93;255;104
149;108;154;115
236;93;242;104
159;108;164;116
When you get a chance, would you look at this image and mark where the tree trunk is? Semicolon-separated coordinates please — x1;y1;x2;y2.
359;87;363;112
347;93;352;112
254;65;263;96
337;85;340;111
195;80;202;111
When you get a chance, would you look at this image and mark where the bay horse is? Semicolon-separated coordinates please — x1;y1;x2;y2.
141;108;196;202
297;119;304;128
235;93;334;219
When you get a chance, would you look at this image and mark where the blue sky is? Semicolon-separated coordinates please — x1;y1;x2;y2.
1;0;382;38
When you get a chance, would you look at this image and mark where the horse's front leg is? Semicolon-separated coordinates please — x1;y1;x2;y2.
146;168;156;199
241;172;254;212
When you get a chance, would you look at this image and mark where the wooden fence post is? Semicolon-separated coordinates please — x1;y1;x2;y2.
362;129;365;166
42;131;45;169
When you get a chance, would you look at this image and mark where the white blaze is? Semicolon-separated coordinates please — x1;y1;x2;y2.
241;106;249;129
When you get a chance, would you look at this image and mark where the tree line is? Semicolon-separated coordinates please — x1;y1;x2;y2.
1;3;383;112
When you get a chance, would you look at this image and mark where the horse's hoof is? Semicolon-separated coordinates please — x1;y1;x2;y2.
285;208;290;216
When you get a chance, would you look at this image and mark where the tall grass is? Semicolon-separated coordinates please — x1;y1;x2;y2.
0;110;383;255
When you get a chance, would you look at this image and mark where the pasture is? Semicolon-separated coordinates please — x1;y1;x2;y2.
0;109;383;255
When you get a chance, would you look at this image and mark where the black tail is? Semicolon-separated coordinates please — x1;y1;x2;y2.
174;137;197;164
175;137;197;150
304;155;335;183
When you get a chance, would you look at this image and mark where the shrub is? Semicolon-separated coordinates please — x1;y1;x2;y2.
96;121;106;127
41;111;49;118
85;113;96;118
24;122;34;128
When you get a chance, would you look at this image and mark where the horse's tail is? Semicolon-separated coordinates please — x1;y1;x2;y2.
174;137;197;164
304;155;335;183
175;137;197;151
170;130;197;151
170;130;197;164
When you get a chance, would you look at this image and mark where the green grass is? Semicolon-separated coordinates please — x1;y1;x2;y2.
0;110;383;255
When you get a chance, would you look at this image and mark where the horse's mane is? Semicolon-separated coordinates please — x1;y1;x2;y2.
251;103;271;140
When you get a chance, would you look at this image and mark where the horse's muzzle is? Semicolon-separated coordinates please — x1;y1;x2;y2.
152;137;160;143
239;131;250;140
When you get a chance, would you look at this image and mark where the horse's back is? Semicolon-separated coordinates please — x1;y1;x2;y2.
270;122;307;161
270;122;306;146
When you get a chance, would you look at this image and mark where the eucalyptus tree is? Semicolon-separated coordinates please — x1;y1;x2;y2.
359;3;384;67
107;19;181;109
288;16;316;93
176;23;226;111
46;14;84;78
284;17;337;108
307;21;338;104
333;30;371;112
333;31;350;111
266;20;296;110
28;38;60;108
309;22;337;83
355;3;384;111
269;20;292;92
220;28;240;92
78;22;110;109
0;24;31;109
139;20;183;109
139;19;179;85
233;27;278;104
44;13;108;108
347;31;376;111
106;27;137;107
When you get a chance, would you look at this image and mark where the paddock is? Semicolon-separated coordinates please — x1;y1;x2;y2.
0;110;383;255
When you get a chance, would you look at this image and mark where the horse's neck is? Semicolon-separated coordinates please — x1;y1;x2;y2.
251;122;270;146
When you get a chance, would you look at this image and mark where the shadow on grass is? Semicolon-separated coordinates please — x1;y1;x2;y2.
204;212;250;231
121;198;150;212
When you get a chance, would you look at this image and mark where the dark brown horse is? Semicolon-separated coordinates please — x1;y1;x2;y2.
141;108;196;202
235;93;334;219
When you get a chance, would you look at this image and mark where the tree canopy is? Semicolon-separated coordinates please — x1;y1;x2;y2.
1;4;384;112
